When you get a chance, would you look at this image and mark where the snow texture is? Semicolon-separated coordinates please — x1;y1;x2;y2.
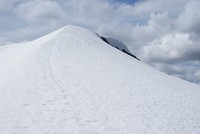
0;25;200;134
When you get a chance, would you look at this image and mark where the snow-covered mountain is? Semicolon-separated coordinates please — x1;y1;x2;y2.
0;25;200;134
100;36;140;60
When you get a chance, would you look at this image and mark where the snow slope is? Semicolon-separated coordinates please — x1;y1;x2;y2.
0;25;200;134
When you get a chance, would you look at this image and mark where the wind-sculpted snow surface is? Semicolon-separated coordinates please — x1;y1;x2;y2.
0;25;200;134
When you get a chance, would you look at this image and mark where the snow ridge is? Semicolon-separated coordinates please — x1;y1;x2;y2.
0;25;200;134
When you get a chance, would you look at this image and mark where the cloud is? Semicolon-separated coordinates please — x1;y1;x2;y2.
15;0;66;24
62;0;114;27
132;0;190;16
152;61;200;84
0;0;14;10
8;0;68;41
176;0;200;34
153;63;184;75
142;32;200;63
131;12;174;45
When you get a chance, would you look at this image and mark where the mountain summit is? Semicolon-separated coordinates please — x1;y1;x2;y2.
0;25;200;134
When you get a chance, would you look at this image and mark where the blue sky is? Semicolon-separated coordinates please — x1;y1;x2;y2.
0;0;200;84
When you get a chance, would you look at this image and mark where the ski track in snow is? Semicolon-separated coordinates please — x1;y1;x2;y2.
48;39;65;91
0;25;200;134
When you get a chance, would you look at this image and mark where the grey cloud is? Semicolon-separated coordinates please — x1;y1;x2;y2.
0;0;14;10
15;0;66;24
153;63;184;75
152;62;200;84
141;32;200;63
132;0;190;17
176;1;200;34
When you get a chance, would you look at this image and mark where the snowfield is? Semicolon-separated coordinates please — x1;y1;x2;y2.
0;25;200;134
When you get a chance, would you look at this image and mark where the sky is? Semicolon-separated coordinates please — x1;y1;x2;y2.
0;0;200;84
